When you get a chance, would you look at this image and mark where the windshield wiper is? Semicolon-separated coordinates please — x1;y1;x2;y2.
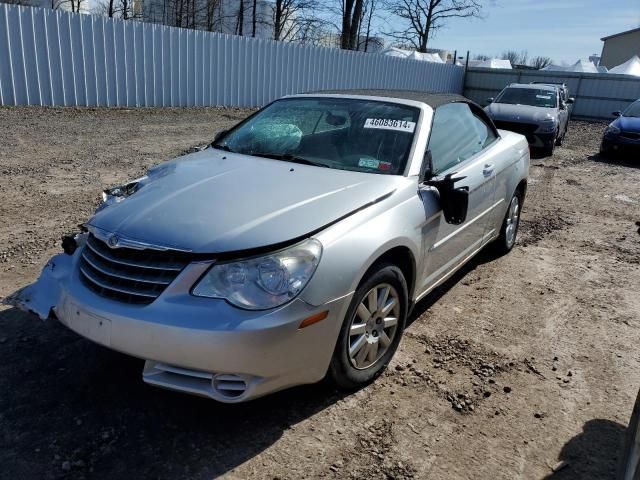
251;152;330;168
212;143;234;153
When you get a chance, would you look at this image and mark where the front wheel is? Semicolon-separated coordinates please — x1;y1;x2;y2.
545;130;558;155
491;189;522;256
329;263;408;389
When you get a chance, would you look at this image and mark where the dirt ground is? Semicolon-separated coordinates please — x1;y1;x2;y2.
1;107;639;480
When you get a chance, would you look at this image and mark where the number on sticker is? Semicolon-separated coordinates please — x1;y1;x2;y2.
364;118;416;133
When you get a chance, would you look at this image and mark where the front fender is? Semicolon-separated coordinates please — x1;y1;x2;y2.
301;189;424;307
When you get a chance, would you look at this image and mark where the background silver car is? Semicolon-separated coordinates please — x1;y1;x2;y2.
5;90;529;403
485;83;573;155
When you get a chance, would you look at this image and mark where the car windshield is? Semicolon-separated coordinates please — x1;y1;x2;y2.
623;101;640;118
495;88;557;108
214;98;420;175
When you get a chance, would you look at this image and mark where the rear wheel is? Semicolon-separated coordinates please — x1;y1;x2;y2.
491;189;522;256
329;263;408;389
555;127;564;146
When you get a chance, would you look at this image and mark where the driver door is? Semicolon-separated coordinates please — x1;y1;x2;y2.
418;102;499;292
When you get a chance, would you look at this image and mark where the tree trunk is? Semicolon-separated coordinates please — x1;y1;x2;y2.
273;0;282;40
363;0;374;52
252;0;257;37
341;0;353;49
348;0;363;49
237;0;244;35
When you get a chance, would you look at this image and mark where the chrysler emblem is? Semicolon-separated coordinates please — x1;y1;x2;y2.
107;234;119;248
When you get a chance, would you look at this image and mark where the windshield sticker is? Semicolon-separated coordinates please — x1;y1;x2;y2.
536;95;552;99
359;158;380;169
364;118;416;133
377;161;392;171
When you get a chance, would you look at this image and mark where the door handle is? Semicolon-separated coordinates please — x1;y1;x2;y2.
482;164;494;176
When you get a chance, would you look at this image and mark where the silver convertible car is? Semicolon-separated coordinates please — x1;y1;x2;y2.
5;90;529;402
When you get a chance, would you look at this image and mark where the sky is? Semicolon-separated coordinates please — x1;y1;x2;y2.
394;0;640;64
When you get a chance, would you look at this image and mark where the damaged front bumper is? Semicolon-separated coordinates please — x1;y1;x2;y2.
2;242;82;320
2;237;352;402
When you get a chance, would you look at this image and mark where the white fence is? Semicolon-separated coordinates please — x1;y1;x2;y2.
0;4;464;108
464;68;640;120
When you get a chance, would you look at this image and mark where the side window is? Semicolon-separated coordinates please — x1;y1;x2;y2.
470;109;497;149
427;103;496;173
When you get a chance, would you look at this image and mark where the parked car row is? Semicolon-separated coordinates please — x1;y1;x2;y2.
484;82;639;159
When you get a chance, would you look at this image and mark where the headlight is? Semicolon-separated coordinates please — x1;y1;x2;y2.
605;125;621;136
192;239;322;310
537;119;557;133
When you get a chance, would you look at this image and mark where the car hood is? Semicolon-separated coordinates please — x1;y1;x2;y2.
89;149;403;253
486;103;557;122
616;115;640;131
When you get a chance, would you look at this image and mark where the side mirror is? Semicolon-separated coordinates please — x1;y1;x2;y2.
566;97;575;104
612;111;622;117
424;173;469;225
486;97;494;104
560;102;567;110
213;129;228;144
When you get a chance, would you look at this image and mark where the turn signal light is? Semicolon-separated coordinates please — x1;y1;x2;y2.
298;311;329;329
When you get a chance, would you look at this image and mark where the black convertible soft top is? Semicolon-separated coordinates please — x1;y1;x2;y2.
306;89;471;109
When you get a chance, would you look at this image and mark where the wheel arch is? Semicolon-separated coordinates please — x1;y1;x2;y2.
359;246;417;302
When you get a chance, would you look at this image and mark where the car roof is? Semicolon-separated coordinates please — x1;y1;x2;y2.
297;89;471;109
531;81;566;88
507;83;557;92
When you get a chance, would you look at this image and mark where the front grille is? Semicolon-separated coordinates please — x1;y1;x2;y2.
79;234;194;305
493;120;539;136
621;131;640;140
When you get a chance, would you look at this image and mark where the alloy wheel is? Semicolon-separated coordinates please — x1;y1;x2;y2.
348;283;400;370
505;195;520;248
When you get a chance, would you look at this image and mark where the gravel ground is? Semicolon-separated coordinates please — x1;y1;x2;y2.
1;108;639;480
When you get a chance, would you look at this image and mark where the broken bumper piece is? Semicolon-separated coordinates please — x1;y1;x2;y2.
2;253;74;320
2;233;86;319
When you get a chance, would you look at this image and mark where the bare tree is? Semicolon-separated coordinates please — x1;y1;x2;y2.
252;0;258;36
236;0;245;35
530;55;553;70
273;0;325;42
341;0;365;49
501;49;528;66
357;0;379;52
385;0;482;52
473;53;489;61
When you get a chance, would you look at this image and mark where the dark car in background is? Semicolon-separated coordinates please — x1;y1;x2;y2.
600;99;640;157
484;83;573;155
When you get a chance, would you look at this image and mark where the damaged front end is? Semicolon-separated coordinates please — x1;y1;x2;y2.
2;168;161;319
1;232;87;320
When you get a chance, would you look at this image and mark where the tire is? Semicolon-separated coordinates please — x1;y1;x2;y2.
617;389;640;480
329;263;408;389
555;127;565;146
545;130;558;155
491;189;523;256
